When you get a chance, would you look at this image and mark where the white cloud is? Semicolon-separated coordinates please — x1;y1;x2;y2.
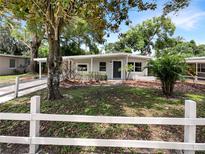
169;6;205;30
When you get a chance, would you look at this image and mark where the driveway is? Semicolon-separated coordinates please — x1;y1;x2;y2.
0;78;47;104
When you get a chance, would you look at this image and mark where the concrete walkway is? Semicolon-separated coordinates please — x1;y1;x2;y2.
0;78;47;104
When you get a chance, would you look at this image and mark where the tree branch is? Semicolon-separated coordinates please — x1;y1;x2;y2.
31;0;55;30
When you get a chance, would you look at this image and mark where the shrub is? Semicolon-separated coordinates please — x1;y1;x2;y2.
147;54;187;97
120;64;134;80
79;72;108;81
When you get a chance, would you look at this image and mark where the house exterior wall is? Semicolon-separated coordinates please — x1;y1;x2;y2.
0;56;29;75
73;57;119;80
70;56;149;80
93;57;126;80
127;57;148;80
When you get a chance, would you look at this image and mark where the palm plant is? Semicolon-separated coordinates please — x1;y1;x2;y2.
120;64;135;80
147;54;187;97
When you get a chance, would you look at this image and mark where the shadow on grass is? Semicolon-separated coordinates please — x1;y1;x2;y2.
0;85;205;153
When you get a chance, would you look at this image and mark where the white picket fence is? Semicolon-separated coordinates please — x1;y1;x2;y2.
0;96;205;154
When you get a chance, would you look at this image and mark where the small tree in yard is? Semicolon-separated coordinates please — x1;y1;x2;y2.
121;64;134;80
147;54;187;97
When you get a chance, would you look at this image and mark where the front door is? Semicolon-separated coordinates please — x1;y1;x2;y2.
113;61;122;79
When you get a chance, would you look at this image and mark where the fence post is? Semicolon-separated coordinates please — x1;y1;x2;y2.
184;100;196;154
29;96;40;154
14;76;19;98
194;76;198;83
39;62;42;79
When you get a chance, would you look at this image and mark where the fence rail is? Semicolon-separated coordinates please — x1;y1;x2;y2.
184;75;205;82
0;96;205;154
0;136;205;150
1;113;205;125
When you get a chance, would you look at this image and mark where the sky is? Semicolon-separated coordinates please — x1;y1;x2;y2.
104;0;205;45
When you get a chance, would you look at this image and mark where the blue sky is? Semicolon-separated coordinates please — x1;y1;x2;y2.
105;0;205;45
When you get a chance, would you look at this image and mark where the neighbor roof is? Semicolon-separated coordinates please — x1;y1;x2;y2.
0;54;29;59
186;56;205;63
34;53;153;63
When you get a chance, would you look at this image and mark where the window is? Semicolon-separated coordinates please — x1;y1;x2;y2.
198;64;205;72
201;64;205;72
99;62;106;71
9;59;16;68
128;62;134;72
135;62;142;72
198;64;200;72
77;64;88;71
128;62;142;72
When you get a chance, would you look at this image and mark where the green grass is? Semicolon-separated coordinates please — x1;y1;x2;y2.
0;73;31;80
0;73;38;86
0;85;205;153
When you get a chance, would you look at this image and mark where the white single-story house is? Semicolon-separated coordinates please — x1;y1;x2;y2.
34;53;152;80
186;56;205;80
0;54;30;75
34;53;205;81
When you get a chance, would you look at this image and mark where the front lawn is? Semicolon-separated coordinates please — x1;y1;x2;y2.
0;73;38;87
0;83;205;153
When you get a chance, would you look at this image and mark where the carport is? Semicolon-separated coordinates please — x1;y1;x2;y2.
186;57;205;80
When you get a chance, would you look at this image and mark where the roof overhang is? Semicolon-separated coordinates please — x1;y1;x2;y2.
34;53;153;63
0;54;29;59
185;57;205;63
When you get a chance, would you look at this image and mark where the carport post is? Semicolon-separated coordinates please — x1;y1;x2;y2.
195;62;198;82
125;55;128;80
90;58;93;72
39;61;42;79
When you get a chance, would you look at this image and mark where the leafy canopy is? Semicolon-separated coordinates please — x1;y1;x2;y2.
0;15;28;55
156;38;205;57
105;16;175;55
61;17;100;55
0;0;157;41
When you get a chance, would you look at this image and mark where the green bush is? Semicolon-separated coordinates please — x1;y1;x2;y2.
147;54;187;97
79;72;108;81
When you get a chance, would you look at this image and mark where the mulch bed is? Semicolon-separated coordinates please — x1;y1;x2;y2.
123;80;205;93
60;79;108;88
61;79;205;94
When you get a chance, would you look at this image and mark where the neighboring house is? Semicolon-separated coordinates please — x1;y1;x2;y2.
34;53;152;80
0;54;30;75
186;56;205;80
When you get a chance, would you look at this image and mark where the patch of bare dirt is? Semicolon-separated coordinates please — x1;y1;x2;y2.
122;80;205;94
60;79;104;88
61;79;205;94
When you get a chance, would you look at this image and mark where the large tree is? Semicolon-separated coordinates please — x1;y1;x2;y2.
156;38;205;57
61;17;101;56
1;13;44;73
1;0;157;100
105;16;176;55
12;21;44;73
105;41;131;53
1;0;190;100
163;0;190;14
27;21;45;73
0;16;28;55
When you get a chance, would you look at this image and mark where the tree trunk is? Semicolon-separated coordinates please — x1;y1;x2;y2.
30;34;42;73
161;80;175;97
47;26;63;100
